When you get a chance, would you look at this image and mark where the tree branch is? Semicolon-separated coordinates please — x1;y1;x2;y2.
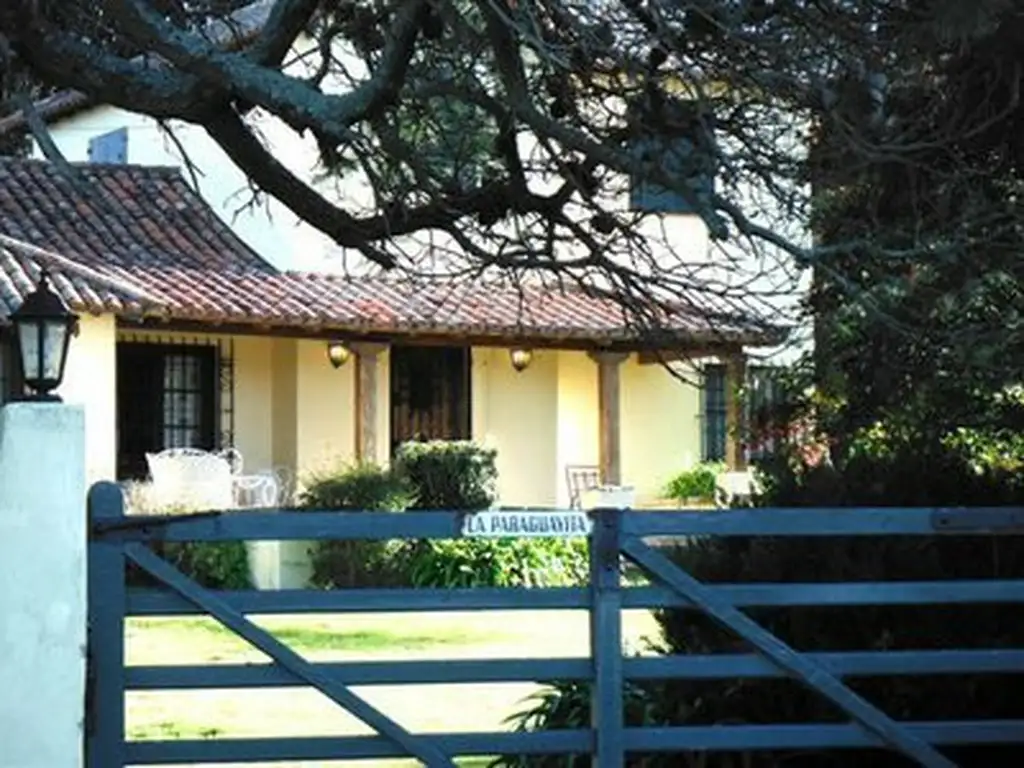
114;0;427;137
248;0;321;67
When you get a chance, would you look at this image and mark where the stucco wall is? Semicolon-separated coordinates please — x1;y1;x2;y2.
270;338;298;471
59;313;117;483
621;358;702;504
472;347;559;507
555;351;601;507
232;335;274;472
0;403;86;768
293;338;358;480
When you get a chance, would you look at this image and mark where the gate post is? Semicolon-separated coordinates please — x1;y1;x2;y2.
86;482;128;768
0;404;86;768
589;507;624;767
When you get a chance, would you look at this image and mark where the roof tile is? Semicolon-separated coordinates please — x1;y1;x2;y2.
0;157;780;346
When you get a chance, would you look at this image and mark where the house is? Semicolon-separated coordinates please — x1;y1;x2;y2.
0;0;808;328
0;158;780;507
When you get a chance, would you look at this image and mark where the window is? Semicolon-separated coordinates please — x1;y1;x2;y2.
88;127;128;164
117;343;217;479
700;363;728;462
746;365;786;462
628;98;716;215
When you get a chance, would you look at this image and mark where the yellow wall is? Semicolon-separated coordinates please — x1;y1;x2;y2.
472;347;559;507
232;335;274;472
59;313;117;483
76;321;704;505
293;339;358;479
554;351;600;507
621;358;702;504
270;338;298;470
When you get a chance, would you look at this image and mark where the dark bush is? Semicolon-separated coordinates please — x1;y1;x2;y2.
126;540;251;590
297;463;414;588
394;440;497;511
498;428;1024;767
161;541;252;589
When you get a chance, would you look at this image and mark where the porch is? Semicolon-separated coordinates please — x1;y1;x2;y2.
87;320;751;509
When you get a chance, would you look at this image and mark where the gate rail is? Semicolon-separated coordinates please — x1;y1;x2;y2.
87;482;1024;767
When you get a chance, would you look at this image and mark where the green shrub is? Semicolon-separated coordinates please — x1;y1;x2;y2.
663;463;722;503
406;537;589;589
299;461;415;511
122;497;252;590
490;680;668;768
297;463;414;589
394;440;498;511
160;541;251;589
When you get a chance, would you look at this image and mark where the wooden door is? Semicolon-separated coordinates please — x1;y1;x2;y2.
389;345;470;453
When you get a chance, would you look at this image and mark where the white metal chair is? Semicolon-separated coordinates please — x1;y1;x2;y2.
146;448;234;511
715;470;759;508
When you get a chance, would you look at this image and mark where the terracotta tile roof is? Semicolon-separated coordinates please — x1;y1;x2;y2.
0;157;781;346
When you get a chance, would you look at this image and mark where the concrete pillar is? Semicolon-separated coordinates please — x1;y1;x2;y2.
353;343;388;464
0;403;86;768
589;351;630;485
725;351;748;471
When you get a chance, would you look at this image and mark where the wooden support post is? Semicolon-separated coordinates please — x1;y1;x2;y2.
353;343;387;464
589;507;624;767
589;351;629;485
725;351;747;471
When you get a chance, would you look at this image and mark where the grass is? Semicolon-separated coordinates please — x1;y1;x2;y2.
126;609;660;768
129;616;497;655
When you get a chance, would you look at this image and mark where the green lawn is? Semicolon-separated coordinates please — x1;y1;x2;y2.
126;609;660;768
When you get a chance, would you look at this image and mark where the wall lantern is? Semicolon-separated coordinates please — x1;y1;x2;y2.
326;341;352;369
509;347;534;372
11;270;79;402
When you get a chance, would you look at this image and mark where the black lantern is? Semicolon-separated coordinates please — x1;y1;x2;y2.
11;270;79;401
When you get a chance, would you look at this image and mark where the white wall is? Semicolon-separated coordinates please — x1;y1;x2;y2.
34;105;334;273
0;403;86;768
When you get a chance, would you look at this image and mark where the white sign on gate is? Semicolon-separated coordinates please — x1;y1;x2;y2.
462;510;593;538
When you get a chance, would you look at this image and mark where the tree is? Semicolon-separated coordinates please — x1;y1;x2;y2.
0;1;1019;340
807;1;1024;450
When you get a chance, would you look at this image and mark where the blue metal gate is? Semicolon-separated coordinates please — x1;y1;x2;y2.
86;481;1024;767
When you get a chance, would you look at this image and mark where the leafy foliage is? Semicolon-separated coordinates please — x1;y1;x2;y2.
406;537;588;589
300;461;415;512
663;463;722;503
394;440;498;511
159;540;251;590
297;462;414;589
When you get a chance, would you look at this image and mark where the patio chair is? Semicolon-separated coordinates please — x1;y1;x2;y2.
714;470;759;508
146;447;234;511
566;464;602;509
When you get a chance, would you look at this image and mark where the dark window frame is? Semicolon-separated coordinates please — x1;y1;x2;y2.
116;342;217;479
627;98;717;216
700;363;728;463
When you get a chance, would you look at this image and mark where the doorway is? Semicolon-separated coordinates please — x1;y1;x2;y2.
389;345;471;454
